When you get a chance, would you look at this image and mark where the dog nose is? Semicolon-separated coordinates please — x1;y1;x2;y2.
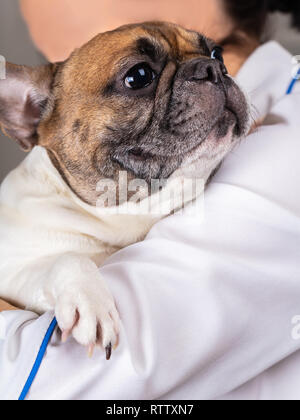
181;58;228;84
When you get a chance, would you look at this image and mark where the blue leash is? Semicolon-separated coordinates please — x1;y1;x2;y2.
17;69;299;401
18;317;57;400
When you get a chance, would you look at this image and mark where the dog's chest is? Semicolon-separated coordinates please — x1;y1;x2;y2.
0;147;157;265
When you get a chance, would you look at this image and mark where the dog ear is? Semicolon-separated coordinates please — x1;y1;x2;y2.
0;62;59;151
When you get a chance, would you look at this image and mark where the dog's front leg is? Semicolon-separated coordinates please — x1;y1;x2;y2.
0;254;120;357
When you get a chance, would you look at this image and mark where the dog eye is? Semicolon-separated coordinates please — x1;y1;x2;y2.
211;47;224;63
124;63;156;90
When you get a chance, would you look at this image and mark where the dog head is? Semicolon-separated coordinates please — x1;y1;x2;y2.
0;22;250;206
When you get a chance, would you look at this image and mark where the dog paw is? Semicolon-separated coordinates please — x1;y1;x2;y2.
54;278;120;360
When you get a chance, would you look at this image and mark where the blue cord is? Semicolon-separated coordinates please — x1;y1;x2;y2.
286;68;300;95
18;317;57;400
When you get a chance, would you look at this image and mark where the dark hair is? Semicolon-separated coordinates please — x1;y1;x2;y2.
223;0;300;41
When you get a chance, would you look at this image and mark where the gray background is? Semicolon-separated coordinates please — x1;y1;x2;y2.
0;0;44;182
0;0;300;182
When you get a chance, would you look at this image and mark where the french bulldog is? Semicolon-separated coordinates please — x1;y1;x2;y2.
0;22;250;359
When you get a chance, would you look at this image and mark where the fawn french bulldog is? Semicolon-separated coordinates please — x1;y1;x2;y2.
0;22;250;359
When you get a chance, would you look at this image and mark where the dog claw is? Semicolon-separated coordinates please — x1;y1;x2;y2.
87;344;95;358
61;329;71;343
106;343;112;360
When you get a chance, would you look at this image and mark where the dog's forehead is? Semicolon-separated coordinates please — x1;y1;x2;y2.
122;22;206;55
80;23;208;64
88;22;204;55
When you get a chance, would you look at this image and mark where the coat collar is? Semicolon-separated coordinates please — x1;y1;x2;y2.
236;41;294;122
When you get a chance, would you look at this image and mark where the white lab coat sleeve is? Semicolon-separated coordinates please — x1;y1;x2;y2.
1;187;300;400
100;189;300;400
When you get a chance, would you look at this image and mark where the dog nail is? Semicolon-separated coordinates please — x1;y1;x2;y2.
106;343;112;360
113;336;119;350
61;330;70;343
87;344;95;358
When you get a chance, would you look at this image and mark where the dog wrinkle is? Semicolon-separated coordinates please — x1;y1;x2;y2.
72;119;82;133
